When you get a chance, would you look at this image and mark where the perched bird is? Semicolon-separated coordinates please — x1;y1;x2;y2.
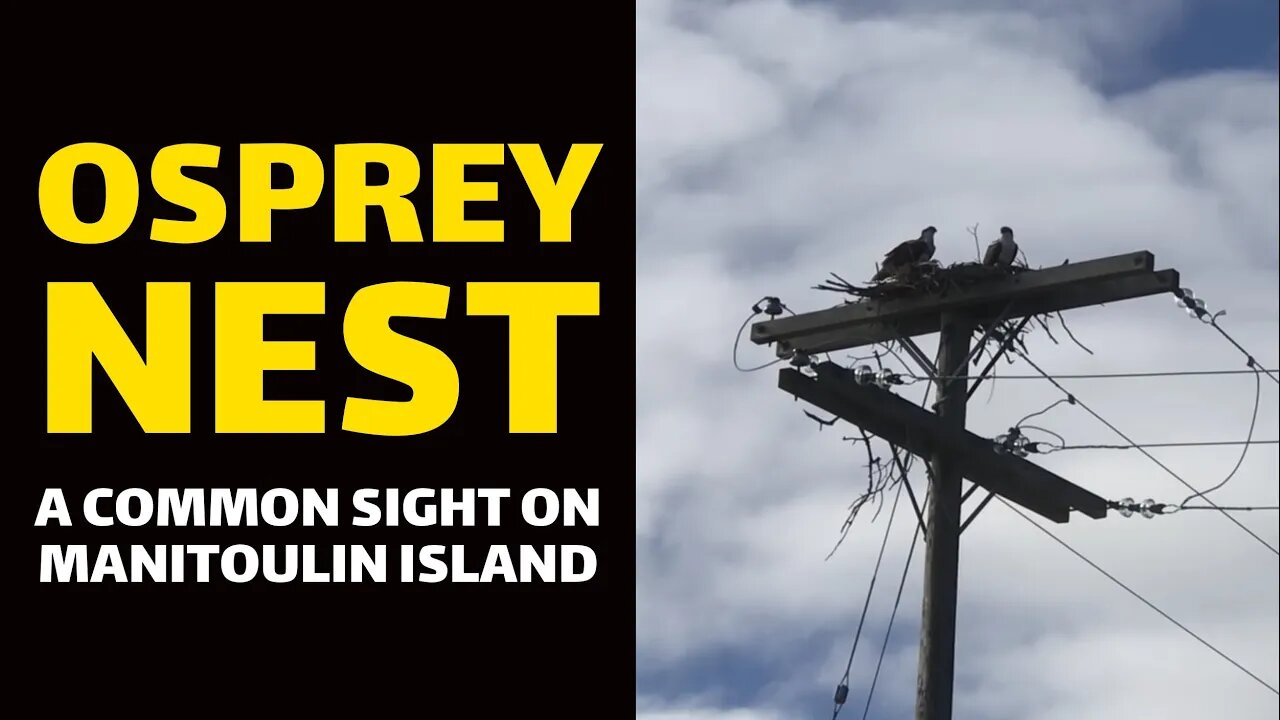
982;226;1018;268
872;226;937;282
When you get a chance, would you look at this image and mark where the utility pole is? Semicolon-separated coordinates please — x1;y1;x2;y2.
915;312;970;720
750;251;1181;720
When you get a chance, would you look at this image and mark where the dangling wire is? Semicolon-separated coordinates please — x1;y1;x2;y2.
1014;397;1073;427
733;311;782;372
1016;424;1066;447
733;298;800;372
1180;367;1263;508
831;466;906;720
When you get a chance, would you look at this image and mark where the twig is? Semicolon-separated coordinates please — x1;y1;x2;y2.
1033;315;1060;345
1057;312;1094;355
828;429;897;559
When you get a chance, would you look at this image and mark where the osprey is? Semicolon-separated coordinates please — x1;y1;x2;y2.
872;226;937;282
983;226;1017;268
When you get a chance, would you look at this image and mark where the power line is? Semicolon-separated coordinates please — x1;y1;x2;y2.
861;487;925;720
1173;287;1279;386
1107;499;1279;517
999;496;1280;696
1011;349;1279;557
734;311;784;372
1181;505;1279;512
1048;439;1279;451
898;368;1278;381
832;471;906;720
838;356;933;719
1206;315;1280;386
1015;398;1072;427
1178;367;1263;507
761;255;1280;715
860;470;930;720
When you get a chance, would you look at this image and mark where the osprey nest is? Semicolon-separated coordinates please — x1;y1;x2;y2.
813;261;1030;301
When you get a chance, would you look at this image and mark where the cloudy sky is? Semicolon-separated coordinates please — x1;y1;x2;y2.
635;1;1279;718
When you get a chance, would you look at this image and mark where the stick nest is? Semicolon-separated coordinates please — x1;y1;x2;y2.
814;261;1030;302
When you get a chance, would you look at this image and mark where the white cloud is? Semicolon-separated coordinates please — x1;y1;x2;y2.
637;0;1279;718
637;701;789;720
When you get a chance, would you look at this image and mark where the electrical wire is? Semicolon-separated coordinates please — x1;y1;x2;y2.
897;368;1278;381
860;476;929;720
732;311;778;371
999;496;1280;696
1015;398;1071;427
1206;314;1280;386
1010;349;1279;556
1181;369;1263;507
1180;505;1279;512
1022;372;1269;511
796;291;1279;709
735;300;806;372
1046;439;1279;451
832;469;906;720
833;351;932;720
1016;424;1067;447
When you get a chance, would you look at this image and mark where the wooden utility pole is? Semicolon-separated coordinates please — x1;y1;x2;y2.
751;251;1180;720
915;312;970;719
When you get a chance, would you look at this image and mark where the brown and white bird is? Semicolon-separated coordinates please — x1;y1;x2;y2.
872;226;937;281
982;226;1017;268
